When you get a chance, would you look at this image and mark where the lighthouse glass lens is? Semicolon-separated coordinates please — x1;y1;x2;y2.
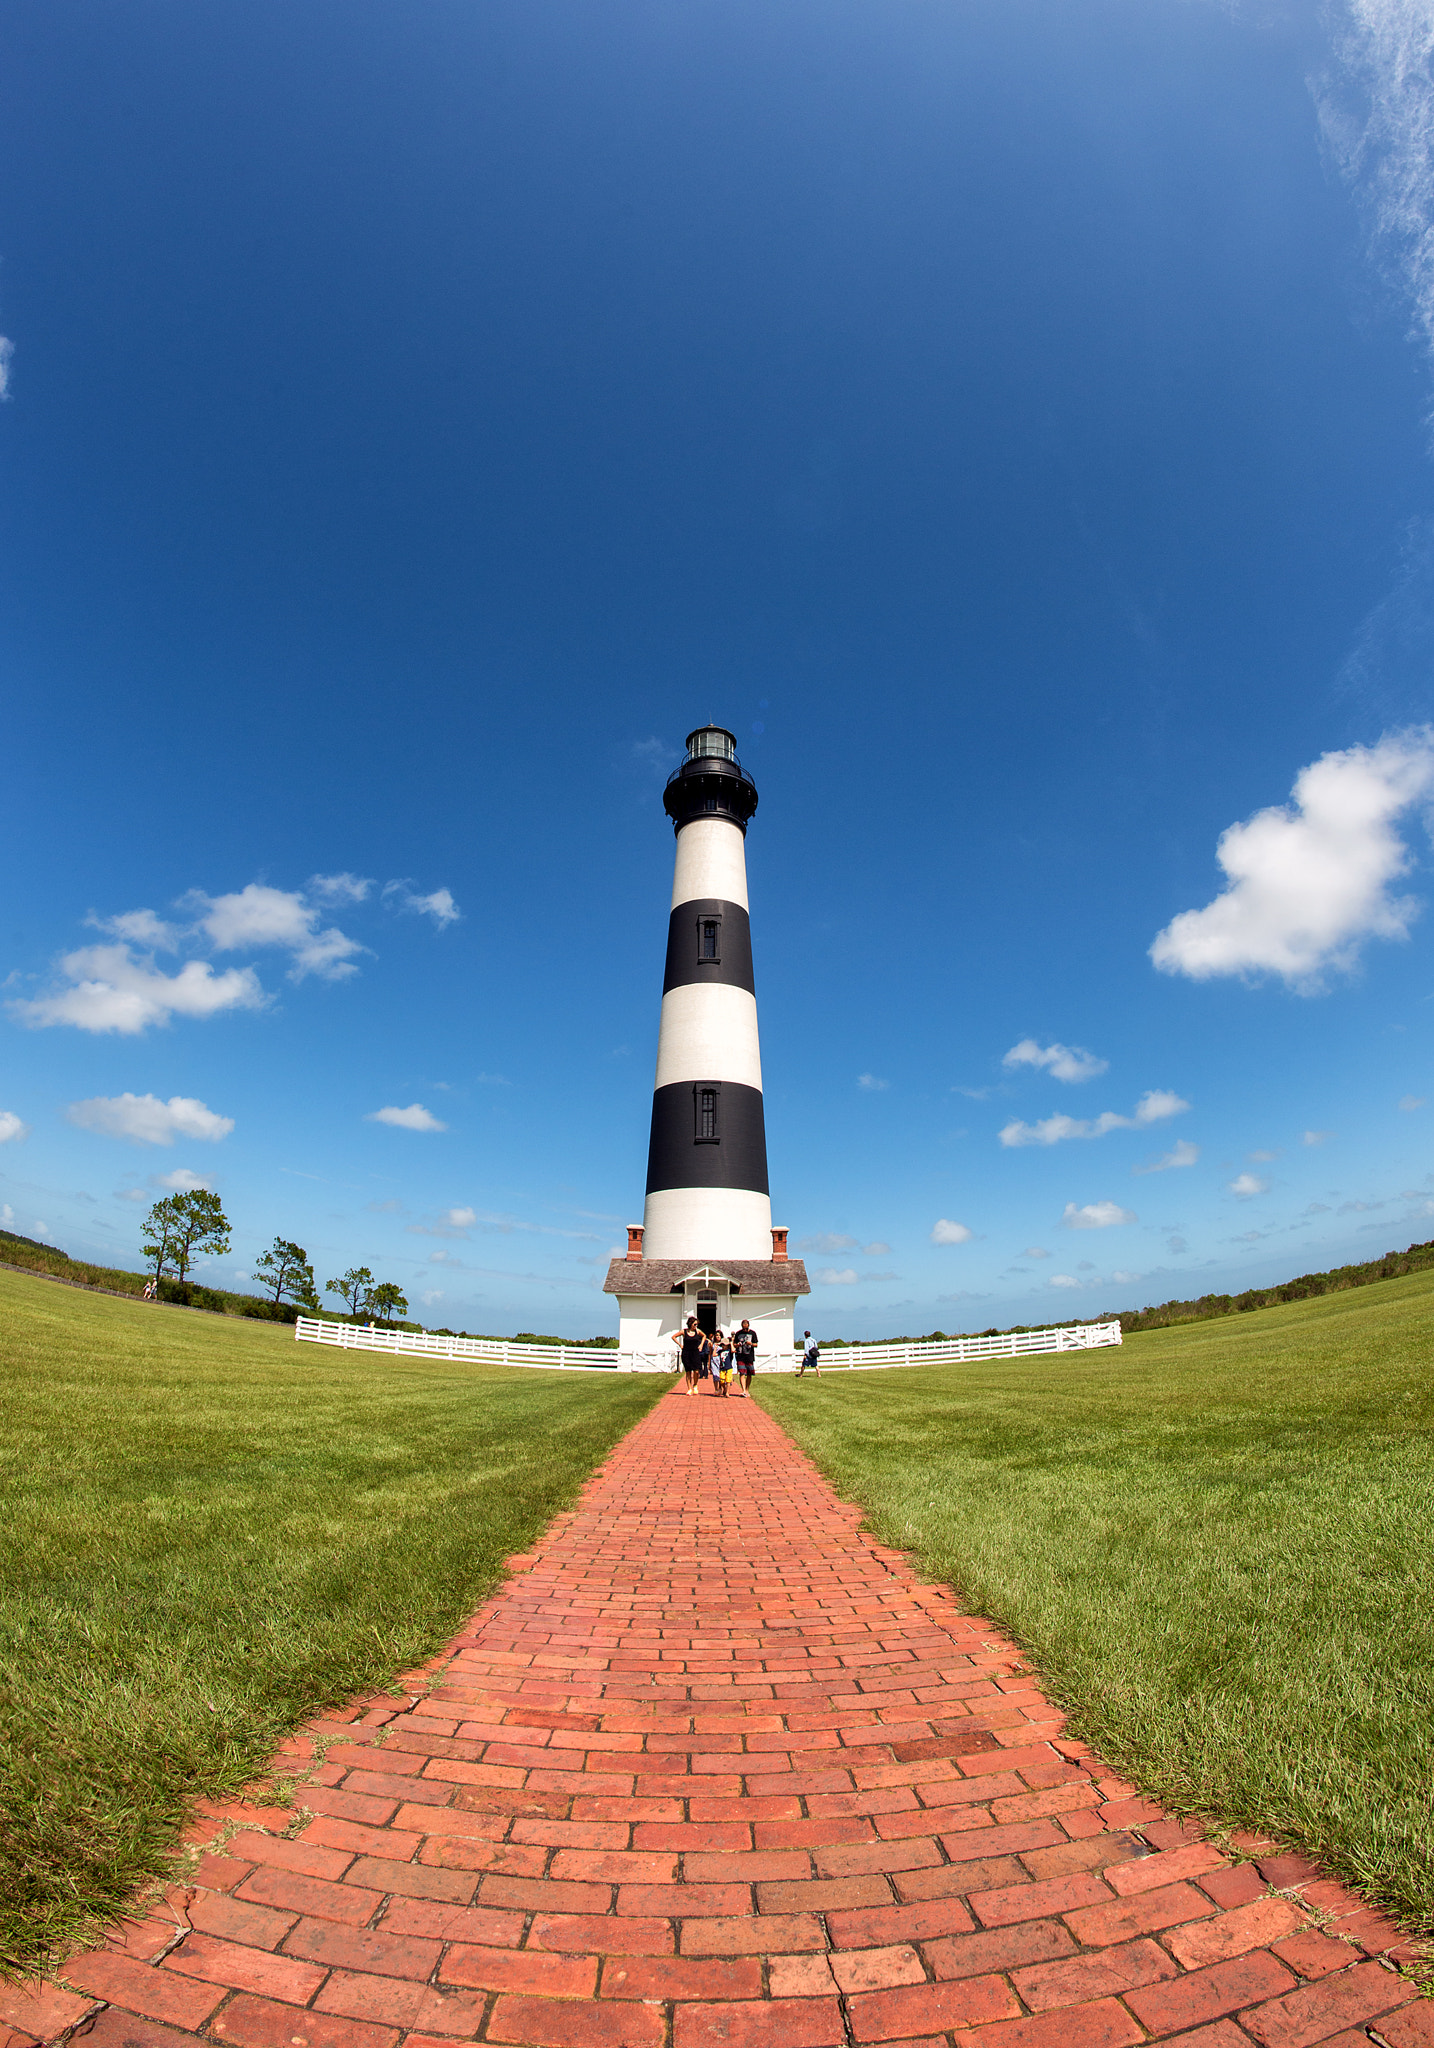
687;729;736;762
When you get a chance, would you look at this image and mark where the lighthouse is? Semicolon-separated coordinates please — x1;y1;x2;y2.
606;725;808;1360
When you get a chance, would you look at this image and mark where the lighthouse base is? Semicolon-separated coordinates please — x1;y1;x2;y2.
603;1255;810;1370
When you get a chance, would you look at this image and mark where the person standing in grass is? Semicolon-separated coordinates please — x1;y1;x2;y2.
674;1315;707;1395
733;1318;758;1395
799;1329;820;1376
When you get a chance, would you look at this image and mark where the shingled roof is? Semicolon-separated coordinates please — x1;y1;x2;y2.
603;1258;810;1297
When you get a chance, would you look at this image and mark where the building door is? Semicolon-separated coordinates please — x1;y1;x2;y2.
696;1295;718;1335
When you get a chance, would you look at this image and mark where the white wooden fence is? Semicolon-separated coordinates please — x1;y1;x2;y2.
293;1316;1121;1372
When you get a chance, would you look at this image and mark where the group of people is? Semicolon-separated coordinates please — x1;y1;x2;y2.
672;1315;758;1395
671;1317;821;1393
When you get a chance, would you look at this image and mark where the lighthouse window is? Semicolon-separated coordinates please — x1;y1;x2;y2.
695;1082;720;1142
700;918;720;962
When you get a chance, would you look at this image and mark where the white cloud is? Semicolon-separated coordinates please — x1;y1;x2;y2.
115;1186;147;1203
66;1093;234;1145
863;1240;891;1255
0;1203;12;1225
1062;1201;1136;1230
798;1232;859;1253
368;1103;447;1132
383;881;462;928
444;1205;477;1228
1022;1245;1050;1259
308;873;373;904
1000;1091;1189;1148
1304;1130;1332;1145
1229;1172;1268;1198
857;1073;890;1092
1111;1270;1140;1285
12;945;265;1034
817;1267;860;1284
192;884;365;982
1002;1039;1108;1083
1049;1273;1082;1288
0;336;11;400
93;908;181;949
930;1218;974;1245
0;1111;29;1144
157;1168;211;1192
1150;732;1434;989
420;1289;445;1307
1399;1094;1426;1111
1133;1139;1200;1175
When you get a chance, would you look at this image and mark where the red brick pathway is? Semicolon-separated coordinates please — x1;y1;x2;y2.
6;1389;1427;2048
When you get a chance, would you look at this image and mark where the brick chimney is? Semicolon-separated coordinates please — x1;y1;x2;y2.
626;1225;644;1261
771;1227;788;1262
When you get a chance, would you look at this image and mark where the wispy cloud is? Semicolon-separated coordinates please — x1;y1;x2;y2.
1229;1172;1268;1198
1133;1138;1200;1175
367;1103;447;1132
1151;732;1434;990
857;1073;890;1092
863;1240;891;1255
67;1093;234;1145
798;1232;858;1253
1316;6;1434;375
1002;1039;1108;1083
0;336;12;401
1304;1129;1332;1145
817;1267;860;1285
0;1111;29;1144
1399;1093;1426;1110
1022;1245;1050;1259
1000;1091;1189;1148
383;882;462;928
1061;1201;1136;1230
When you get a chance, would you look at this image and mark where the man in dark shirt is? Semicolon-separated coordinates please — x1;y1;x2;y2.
733;1318;758;1395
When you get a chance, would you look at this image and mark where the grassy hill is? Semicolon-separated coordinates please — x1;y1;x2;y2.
0;1266;666;1974
758;1266;1434;1938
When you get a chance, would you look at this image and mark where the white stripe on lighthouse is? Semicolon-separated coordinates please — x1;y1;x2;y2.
671;817;750;911
641;1187;773;1261
653;985;763;1092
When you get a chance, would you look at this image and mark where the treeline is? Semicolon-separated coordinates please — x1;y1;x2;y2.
0;1225;612;1343
820;1237;1434;1346
1112;1239;1434;1334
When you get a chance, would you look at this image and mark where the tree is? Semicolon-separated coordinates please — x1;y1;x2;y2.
254;1236;317;1309
369;1281;409;1324
327;1266;374;1317
164;1190;231;1283
141;1195;182;1281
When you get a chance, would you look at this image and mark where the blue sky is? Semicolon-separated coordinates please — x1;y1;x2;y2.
3;0;1434;1337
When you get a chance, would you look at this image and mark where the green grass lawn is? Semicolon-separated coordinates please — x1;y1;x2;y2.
0;1270;666;1975
758;1269;1434;1936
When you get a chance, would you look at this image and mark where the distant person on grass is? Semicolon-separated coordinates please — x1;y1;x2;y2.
673;1315;708;1395
799;1329;820;1377
733;1318;758;1395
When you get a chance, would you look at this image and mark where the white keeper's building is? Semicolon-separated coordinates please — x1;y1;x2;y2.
604;724;809;1361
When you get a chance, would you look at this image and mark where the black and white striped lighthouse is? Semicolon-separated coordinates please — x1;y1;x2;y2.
606;724;808;1357
644;725;769;1258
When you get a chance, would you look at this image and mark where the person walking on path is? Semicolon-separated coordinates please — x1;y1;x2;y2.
798;1328;820;1376
713;1327;734;1397
673;1315;708;1395
733;1317;758;1395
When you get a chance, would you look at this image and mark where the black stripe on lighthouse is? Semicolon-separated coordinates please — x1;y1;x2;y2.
645;1081;769;1195
662;900;754;995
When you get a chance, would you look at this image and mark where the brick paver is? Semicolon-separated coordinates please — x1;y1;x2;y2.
12;1389;1426;2048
